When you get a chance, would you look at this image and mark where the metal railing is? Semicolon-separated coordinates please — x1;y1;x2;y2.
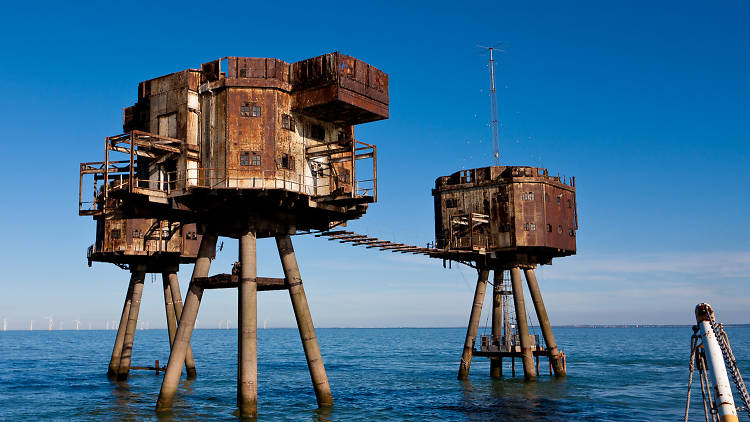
80;131;377;215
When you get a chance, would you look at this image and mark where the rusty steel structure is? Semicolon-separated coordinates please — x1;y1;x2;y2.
84;213;207;382
79;52;388;417
432;165;577;380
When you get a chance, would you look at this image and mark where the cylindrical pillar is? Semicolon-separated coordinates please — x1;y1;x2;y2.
162;273;178;348
510;267;535;380
524;268;565;376
167;272;197;378
107;274;135;377
238;231;258;418
490;270;503;378
276;235;333;407
457;268;490;380
156;234;217;412
696;303;739;422
117;267;146;381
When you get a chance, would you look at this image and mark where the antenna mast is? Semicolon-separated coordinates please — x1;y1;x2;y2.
479;45;503;165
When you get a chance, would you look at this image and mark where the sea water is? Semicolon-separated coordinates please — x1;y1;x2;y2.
0;326;748;421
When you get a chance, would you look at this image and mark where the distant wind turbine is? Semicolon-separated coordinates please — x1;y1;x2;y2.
2;317;7;332
73;319;81;331
44;315;53;331
30;320;33;331
226;320;231;330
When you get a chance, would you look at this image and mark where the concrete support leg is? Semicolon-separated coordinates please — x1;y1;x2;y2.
524;268;566;376
156;234;217;412
457;268;490;380
510;267;535;380
276;235;334;407
107;274;135;377
238;232;258;418
162;273;178;348
490;270;503;378
167;272;197;378
117;267;146;381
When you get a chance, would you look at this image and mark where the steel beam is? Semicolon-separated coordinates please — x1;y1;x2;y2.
107;274;135;377
238;231;258;418
276;235;333;407
168;272;197;379
156;234;217;412
490;270;503;378
162;273;178;348
510;267;535;380
457;268;490;380
117;267;146;381
524;268;565;376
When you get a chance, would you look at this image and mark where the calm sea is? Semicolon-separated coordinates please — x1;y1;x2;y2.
1;326;749;421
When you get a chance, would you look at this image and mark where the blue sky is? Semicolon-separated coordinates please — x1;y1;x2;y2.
0;1;748;330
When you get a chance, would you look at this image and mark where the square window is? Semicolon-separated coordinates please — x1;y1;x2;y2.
528;192;534;200
556;196;561;205
241;103;261;117
282;114;295;131
530;223;536;231
111;229;120;240
281;153;295;170
251;153;261;166
240;151;251;166
446;198;458;208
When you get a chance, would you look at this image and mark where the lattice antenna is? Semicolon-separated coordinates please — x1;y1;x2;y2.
478;44;504;165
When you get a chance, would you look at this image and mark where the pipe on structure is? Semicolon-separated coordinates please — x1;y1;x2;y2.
162;273;178;348
490;270;503;378
167;272;197;378
696;303;739;422
117;267;146;381
457;268;490;380
238;231;258;418
276;235;334;407
524;268;566;376
510;267;535;380
156;234;217;412
107;274;135;377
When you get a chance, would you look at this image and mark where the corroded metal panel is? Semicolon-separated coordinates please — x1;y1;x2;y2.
432;166;577;265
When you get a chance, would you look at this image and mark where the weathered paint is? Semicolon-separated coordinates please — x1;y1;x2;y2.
433;166;576;266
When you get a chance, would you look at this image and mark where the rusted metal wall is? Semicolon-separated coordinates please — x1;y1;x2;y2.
93;218;201;258
111;53;387;201
433;166;577;257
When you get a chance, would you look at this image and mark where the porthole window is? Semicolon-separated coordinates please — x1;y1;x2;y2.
556;196;561;205
546;224;552;232
568;228;575;237
557;225;563;234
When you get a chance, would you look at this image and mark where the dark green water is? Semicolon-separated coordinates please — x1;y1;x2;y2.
0;327;748;420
